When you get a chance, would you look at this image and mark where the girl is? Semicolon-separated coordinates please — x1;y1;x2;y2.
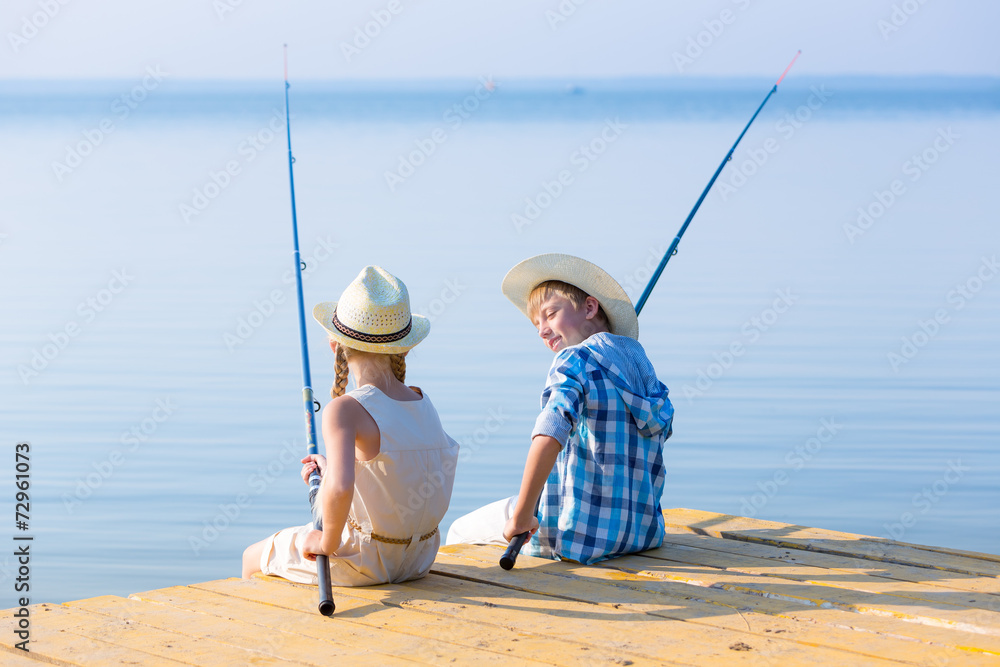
242;265;459;586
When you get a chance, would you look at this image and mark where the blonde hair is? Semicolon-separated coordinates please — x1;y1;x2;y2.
331;343;407;398
526;280;609;327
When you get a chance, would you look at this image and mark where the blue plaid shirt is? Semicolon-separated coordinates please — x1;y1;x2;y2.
525;332;673;565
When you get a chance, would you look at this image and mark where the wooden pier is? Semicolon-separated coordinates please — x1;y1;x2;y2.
4;509;1000;665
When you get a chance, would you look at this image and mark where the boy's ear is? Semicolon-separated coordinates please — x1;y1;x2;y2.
584;296;601;320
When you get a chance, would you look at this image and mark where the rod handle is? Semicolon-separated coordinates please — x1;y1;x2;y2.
307;469;322;512
315;556;335;616
307;471;334;615
499;531;530;570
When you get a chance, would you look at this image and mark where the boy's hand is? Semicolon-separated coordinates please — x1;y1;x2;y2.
503;514;539;543
301;454;327;485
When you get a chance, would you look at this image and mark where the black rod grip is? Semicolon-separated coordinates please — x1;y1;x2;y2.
315;556;335;616
499;531;529;570
308;469;334;615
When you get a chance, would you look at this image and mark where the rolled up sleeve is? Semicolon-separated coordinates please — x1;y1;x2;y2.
531;349;586;448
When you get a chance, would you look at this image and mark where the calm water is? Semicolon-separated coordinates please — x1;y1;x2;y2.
1;77;998;604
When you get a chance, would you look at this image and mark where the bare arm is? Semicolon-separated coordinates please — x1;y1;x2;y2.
503;435;561;541
310;397;358;557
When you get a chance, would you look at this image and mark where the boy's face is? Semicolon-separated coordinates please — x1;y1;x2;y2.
532;293;605;353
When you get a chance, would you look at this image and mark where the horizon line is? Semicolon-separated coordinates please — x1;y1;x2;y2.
2;73;998;84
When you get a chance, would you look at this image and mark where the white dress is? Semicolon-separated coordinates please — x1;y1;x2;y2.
259;385;460;586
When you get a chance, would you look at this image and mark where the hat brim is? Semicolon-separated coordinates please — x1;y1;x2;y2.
501;253;639;340
312;302;430;354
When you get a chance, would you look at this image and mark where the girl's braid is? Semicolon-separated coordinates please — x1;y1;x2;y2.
332;343;350;398
390;353;406;383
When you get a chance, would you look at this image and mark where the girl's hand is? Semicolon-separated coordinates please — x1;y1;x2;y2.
301;529;325;561
300;454;327;485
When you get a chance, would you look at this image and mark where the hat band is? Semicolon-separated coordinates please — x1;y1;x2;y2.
332;311;412;344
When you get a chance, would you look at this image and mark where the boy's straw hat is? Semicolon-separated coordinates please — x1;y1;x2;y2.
501;253;639;340
313;266;429;354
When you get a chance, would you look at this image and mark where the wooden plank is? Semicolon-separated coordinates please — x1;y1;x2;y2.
601;553;1000;637
660;528;1000;596
130;582;538;665
664;508;1000;564
437;545;1000;665
192;577;665;667
199;574;873;665
0;645;76;666
37;598;305;666
398;575;906;665
64;595;410;666
284;549;921;666
662;509;1000;577
4;505;998;666
0;603;189;666
640;539;1000;611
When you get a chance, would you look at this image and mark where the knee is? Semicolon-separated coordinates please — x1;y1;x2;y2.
242;544;260;579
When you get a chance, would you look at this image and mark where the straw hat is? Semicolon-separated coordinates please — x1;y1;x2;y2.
501;253;639;340
312;266;429;354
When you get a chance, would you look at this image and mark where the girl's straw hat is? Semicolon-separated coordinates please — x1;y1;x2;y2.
501;253;639;340
313;266;429;354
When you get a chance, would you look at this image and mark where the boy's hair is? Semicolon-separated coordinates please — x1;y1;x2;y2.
527;280;610;327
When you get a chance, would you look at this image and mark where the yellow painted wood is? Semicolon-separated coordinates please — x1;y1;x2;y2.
662;508;1000;577
192;576;666;666
238;571;851;665
602;552;1000;637
385;550;915;666
661;527;1000;596
130;582;542;665
5;508;1000;666
640;540;1000;611
64;594;411;666
400;574;899;665
0;645;73;666
0;603;190;666
594;557;1000;656
437;544;1000;664
41;597;313;666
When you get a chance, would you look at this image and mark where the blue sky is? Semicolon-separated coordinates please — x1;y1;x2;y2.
3;0;998;80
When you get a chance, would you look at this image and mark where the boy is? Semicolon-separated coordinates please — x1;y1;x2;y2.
447;253;673;564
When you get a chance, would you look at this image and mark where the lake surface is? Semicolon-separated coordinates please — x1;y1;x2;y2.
1;76;998;604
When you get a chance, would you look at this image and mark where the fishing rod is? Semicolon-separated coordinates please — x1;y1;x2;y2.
634;50;801;316
499;497;537;571
499;51;801;571
284;44;335;616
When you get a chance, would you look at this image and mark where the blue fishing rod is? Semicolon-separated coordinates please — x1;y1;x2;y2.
500;51;801;571
284;45;335;616
634;50;801;316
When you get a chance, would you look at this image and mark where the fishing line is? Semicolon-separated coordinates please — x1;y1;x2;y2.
634;50;802;316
